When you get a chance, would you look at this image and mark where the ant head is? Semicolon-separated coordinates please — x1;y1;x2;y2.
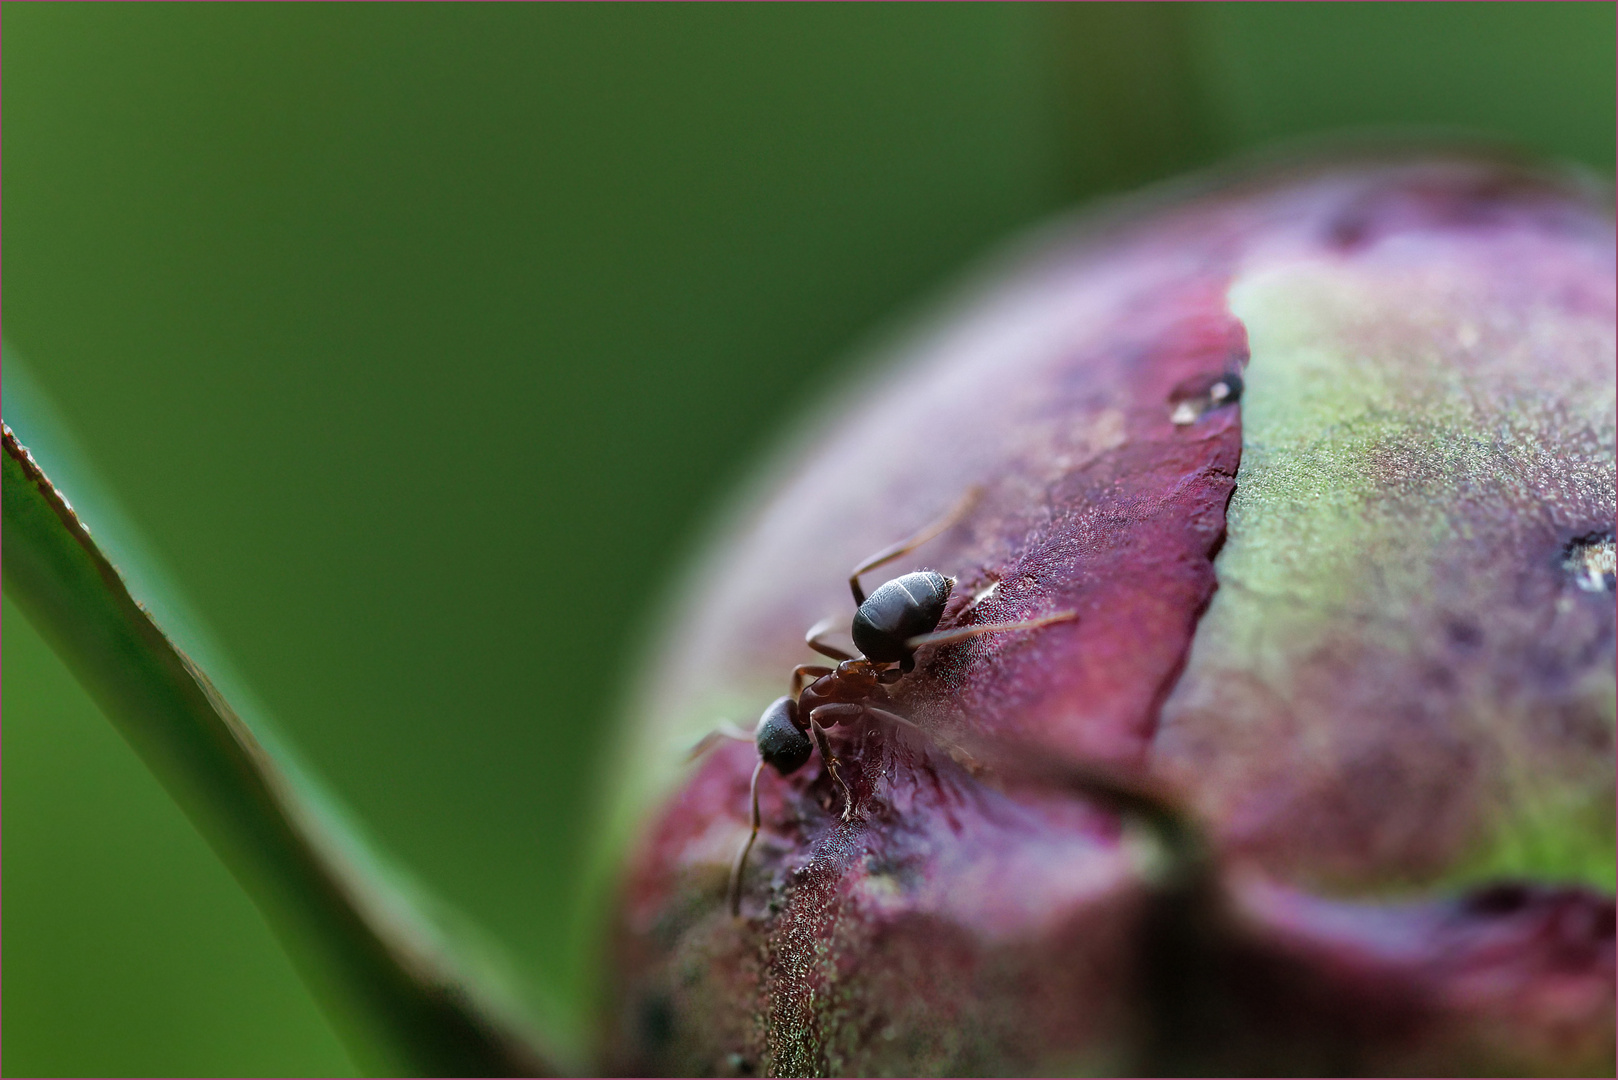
851;570;954;666
756;696;812;775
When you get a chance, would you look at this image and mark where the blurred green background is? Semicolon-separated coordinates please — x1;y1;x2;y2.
3;3;1612;1075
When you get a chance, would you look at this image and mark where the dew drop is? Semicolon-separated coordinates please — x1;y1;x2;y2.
1563;532;1616;593
1168;371;1243;426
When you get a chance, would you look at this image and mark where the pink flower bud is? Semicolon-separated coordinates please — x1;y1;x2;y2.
601;149;1615;1076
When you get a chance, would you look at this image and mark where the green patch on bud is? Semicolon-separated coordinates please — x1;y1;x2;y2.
1160;241;1616;895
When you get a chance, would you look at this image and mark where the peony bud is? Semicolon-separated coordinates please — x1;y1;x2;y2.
598;149;1615;1077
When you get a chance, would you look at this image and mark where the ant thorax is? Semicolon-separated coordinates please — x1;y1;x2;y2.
797;659;889;724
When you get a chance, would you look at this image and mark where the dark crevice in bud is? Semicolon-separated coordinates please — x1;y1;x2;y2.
1463;881;1533;916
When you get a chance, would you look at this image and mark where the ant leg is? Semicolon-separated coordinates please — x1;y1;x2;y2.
864;705;947;751
905;609;1078;651
808;703;863;726
687;722;756;762
806;709;858;822
864;706;925;735
865;707;983;774
804;616;856;663
728;759;766;917
849;486;982;606
792;664;834;696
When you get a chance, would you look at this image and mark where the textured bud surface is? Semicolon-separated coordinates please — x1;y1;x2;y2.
599;151;1615;1077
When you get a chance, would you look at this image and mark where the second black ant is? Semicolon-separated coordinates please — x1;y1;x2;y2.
694;490;1078;915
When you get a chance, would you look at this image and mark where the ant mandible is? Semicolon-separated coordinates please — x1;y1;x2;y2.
695;489;1078;915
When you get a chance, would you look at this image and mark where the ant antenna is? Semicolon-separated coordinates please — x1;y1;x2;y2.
728;760;766;916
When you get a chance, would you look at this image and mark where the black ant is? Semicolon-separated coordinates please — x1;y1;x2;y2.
693;490;1078;915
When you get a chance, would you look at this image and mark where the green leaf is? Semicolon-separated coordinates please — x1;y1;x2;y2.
2;420;575;1076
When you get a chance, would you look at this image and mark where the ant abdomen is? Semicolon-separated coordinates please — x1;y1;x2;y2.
851;570;953;663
